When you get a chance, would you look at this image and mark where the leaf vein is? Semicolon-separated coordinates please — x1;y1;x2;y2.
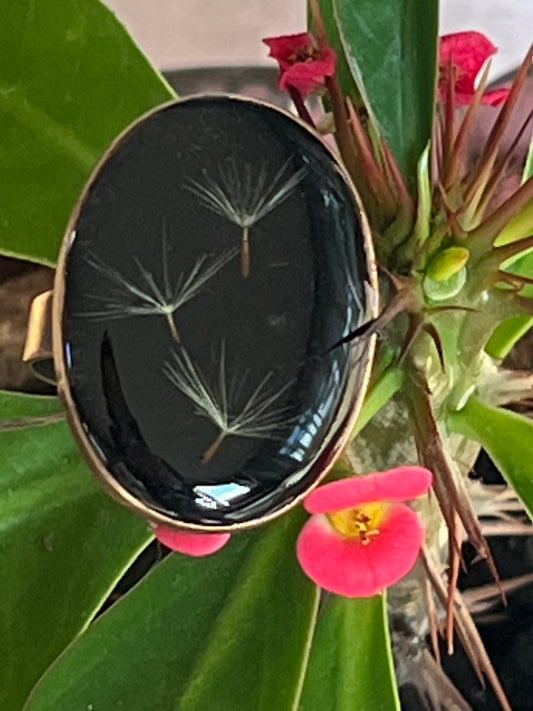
0;82;98;170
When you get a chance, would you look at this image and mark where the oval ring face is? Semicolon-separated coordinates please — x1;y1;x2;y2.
57;96;377;531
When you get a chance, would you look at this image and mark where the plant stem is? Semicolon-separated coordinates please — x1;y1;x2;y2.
324;75;378;223
405;367;501;584
288;86;315;128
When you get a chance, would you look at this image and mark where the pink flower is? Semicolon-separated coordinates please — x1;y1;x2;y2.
262;32;336;97
438;31;510;106
154;525;230;557
296;466;432;597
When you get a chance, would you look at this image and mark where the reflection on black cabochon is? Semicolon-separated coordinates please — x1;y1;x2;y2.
61;96;376;528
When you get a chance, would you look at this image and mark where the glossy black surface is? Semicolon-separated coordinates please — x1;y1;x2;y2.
62;96;375;526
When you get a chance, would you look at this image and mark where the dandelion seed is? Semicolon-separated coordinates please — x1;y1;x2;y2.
185;158;307;277
80;232;237;342
164;342;294;463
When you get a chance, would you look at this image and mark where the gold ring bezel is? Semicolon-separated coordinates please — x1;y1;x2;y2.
44;94;379;534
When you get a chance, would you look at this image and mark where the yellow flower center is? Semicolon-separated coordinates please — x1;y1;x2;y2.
327;502;384;544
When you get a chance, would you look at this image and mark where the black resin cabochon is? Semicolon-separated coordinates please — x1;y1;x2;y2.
61;96;375;527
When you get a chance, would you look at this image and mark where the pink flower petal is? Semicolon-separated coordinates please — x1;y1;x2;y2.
278;47;336;96
480;87;510;106
263;32;336;97
304;466;432;514
446;86;510;107
263;33;314;69
438;31;508;106
154;526;230;557
439;31;498;93
296;504;424;597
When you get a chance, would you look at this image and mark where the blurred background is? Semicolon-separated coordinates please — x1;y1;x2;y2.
103;0;531;77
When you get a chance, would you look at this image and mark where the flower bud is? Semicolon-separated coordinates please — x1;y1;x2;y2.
423;268;467;301
426;246;470;281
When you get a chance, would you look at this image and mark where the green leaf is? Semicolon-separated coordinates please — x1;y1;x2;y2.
413;143;432;245
485;239;533;358
494;199;533;249
0;391;63;423
353;365;405;438
309;0;361;101
0;0;174;266
300;593;400;711
485;314;533;359
332;0;438;187
447;395;533;520
25;512;318;711
0;390;151;711
486;137;533;355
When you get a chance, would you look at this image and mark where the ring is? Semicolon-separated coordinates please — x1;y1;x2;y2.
24;95;378;533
